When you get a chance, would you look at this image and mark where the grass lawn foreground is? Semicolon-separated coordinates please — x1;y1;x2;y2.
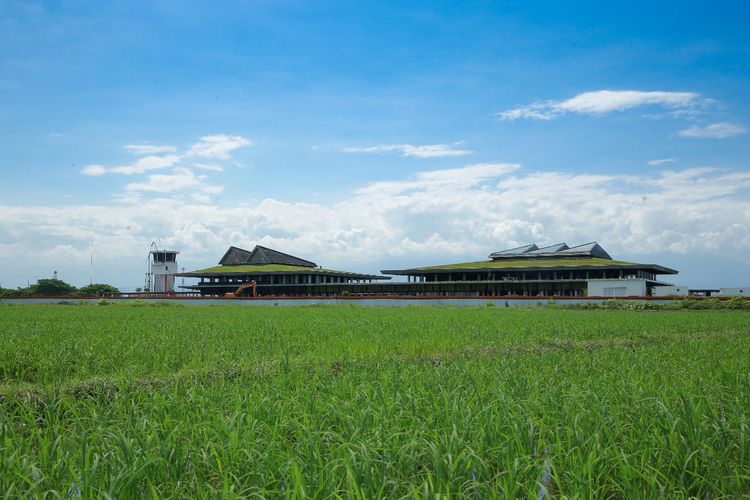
0;304;748;497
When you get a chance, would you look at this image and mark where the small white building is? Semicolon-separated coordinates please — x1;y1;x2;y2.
587;278;647;297
652;285;690;297
720;287;749;297
149;249;179;293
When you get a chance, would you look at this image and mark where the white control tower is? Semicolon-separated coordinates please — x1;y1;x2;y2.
146;247;180;293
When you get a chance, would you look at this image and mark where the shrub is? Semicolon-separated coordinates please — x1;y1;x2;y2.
77;283;120;296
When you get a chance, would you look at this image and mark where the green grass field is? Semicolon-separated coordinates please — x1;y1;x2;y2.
1;304;748;497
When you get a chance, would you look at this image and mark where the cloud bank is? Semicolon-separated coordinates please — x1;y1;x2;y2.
3;162;750;288
77;134;250;203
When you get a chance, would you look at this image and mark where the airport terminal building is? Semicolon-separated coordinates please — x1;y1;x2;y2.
179;242;677;297
381;242;677;297
178;245;389;296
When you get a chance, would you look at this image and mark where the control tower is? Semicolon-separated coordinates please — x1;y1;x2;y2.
146;247;180;293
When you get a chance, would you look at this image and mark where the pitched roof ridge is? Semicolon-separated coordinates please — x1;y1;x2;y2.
488;243;539;258
562;241;597;249
558;241;612;260
218;245;254;265
254;245;308;261
247;245;317;267
529;242;569;252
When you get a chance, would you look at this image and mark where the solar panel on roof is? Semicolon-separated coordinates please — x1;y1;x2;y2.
488;243;538;258
489;241;612;260
558;242;612;260
527;243;569;254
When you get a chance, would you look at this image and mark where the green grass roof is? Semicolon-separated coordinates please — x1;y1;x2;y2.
186;264;371;276
415;257;637;271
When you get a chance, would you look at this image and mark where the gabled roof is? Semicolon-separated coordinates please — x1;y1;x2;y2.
218;246;253;265
489;241;612;260
246;245;317;268
488;243;538;259
383;240;677;275
218;245;317;268
527;243;569;254
558;242;612;260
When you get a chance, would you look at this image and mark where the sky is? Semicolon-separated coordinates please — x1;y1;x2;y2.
1;0;749;290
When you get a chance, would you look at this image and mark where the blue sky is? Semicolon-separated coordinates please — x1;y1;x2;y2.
1;1;749;290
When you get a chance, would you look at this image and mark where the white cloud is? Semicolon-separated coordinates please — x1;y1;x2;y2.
677;122;747;139
125;168;205;193
5;162;750;288
357;163;519;196
188;134;251;160
80;164;107;176
123;144;177;155
647;158;675;166
191;193;212;204
41;244;88;260
201;184;224;195
80;134;251;177
499;90;703;121
343;143;473;158
191;162;224;172
111;154;182;175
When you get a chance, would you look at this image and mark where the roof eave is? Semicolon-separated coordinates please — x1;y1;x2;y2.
382;263;678;275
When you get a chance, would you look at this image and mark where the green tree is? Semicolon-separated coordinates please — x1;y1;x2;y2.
77;283;120;296
1;287;35;297
34;279;77;296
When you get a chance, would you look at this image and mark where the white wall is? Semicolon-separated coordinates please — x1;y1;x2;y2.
152;273;176;293
151;261;178;293
587;279;647;297
720;287;749;297
653;285;689;297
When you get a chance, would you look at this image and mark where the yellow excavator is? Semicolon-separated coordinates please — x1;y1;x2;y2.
224;280;257;298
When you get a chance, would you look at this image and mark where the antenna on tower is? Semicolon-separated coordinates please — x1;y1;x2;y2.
89;240;94;285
